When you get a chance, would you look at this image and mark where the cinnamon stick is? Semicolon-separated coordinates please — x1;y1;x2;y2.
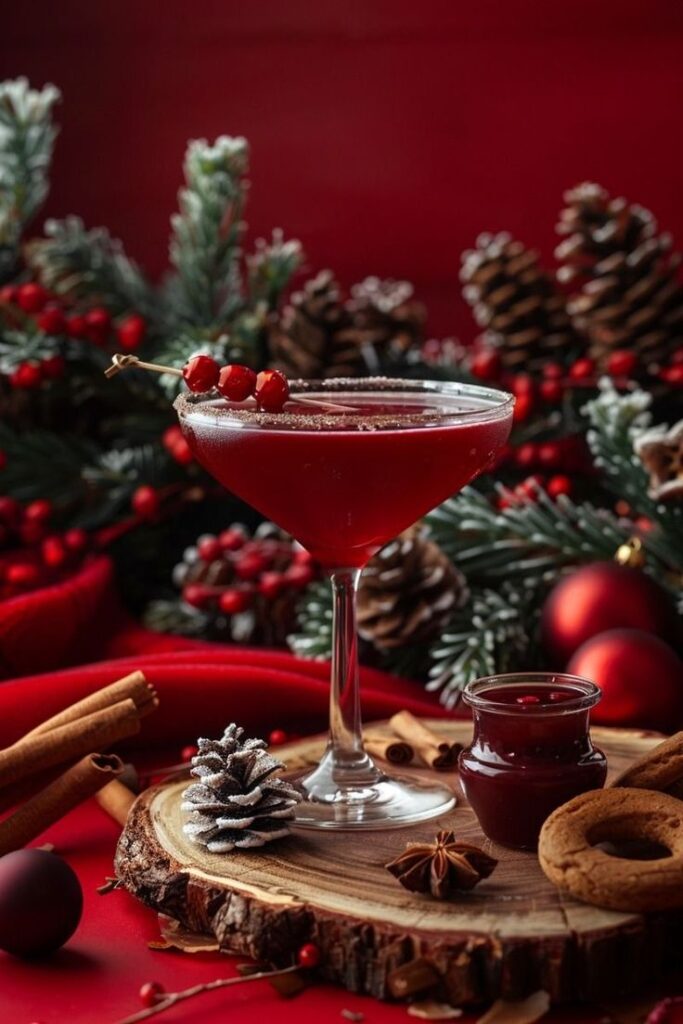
95;778;137;827
0;698;142;794
22;671;156;739
389;711;461;770
363;733;414;766
0;754;124;855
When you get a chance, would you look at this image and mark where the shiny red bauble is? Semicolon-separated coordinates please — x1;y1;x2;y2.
217;363;257;402
568;629;683;731
255;369;290;412
182;354;220;393
541;562;679;667
0;849;83;957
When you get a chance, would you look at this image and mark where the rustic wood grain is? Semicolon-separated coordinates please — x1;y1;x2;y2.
115;721;683;1004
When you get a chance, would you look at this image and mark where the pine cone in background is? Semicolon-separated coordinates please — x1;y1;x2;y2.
357;529;467;651
634;420;683;503
267;269;365;378
460;232;582;371
182;724;300;852
556;182;683;371
267;271;425;379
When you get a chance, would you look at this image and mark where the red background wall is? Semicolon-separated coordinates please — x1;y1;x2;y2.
2;0;682;338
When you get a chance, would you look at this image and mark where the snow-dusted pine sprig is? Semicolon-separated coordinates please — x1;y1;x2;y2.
288;579;333;660
248;228;303;311
0;77;60;277
182;724;300;853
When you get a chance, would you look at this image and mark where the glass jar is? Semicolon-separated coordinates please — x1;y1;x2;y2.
458;673;607;849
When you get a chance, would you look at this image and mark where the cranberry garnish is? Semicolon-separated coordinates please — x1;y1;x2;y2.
217;364;257;402
182;354;220;392
255;369;290;412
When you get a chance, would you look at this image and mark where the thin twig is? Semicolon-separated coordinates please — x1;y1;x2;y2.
114;965;301;1023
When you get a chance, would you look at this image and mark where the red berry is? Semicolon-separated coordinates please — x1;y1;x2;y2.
6;562;40;588
219;588;252;614
25;499;53;524
661;365;683;386
218;364;257;402
568;357;595;382
139;982;165;1008
171;438;193;466
537;442;562;470
516;695;541;705
84;307;111;344
514;443;536;469
162;425;183;451
547;474;573;499
16;282;49;314
284;563;314;590
512;392;533;423
511;374;534;396
219;528;246;552
469;348;501;381
542;362;563;380
65;314;87;339
269;729;287;746
182;355;220;393
182;583;211;609
116;313;146;352
539;378;563;403
297;943;320;969
10;362;42;390
41;536;67;569
235;552;269;580
516;475;543;501
255;369;290;412
0;284;17;305
37;306;66;335
258;571;285;600
197;536;222;563
606;350;637;378
0;497;21;527
64;528;88;553
19;520;47;545
181;744;198;762
292;547;314;566
131;485;160;520
41;354;66;380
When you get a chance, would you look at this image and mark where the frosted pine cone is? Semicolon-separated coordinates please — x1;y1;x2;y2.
182;724;301;853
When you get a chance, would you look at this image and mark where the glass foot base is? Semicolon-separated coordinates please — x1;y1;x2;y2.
288;751;456;830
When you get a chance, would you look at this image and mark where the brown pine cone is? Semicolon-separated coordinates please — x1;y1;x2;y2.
556;183;683;371
634;420;683;502
460;231;583;371
267;270;366;379
357;530;467;651
347;276;426;365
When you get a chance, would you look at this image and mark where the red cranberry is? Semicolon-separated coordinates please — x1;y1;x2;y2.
297;942;321;968
235;552;268;580
258;571;285;600
181;744;198;762
219;588;252;614
11;362;42;389
138;982;165;1008
162;425;183;451
19;520;47;545
84;307;111;344
16;282;49;313
170;438;193;465
269;729;287;746
197;536;222;563
469;348;501;381
661;365;683;386
542;362;563;379
131;485;160;520
182;583;211;609
25;499;53;524
284;563;314;589
568;357;595;382
539;378;563;403
182;355;220;393
65;314;87;339
547;474;573;499
514;443;536;469
41;536;67;569
116;313;146;352
6;562;40;588
218;364;257;402
37;306;66;335
64;528;88;553
606;350;637;378
0;284;17;305
511;374;534;396
537;442;562;469
255;369;290;412
512;392;533;423
219;528;246;552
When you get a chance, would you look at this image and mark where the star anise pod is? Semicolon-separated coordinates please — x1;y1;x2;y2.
386;831;497;899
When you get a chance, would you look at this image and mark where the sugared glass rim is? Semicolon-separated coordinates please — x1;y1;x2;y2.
175;377;515;432
462;672;602;715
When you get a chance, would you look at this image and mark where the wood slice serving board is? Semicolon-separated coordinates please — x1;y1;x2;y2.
116;721;683;1005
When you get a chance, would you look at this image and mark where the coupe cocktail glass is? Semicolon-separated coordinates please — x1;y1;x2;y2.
176;378;513;829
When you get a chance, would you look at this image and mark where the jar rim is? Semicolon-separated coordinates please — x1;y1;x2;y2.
462;672;602;715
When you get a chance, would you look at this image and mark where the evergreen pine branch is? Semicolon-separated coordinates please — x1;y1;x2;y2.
0;327;58;372
144;599;210;637
427;582;539;708
0;423;97;508
288;580;333;660
152;329;229;397
80;443;175;528
168;136;249;326
247;229;303;311
27;216;156;317
0;78;60;278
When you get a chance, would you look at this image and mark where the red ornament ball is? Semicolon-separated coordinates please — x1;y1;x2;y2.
16;282;49;314
255;369;290;412
0;849;83;957
541;562;679;667
568;629;683;731
217;363;257;402
116;313;146;352
182;354;220;393
297;942;321;968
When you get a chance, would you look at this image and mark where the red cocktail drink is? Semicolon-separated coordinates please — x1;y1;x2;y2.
459;673;607;849
176;379;513;829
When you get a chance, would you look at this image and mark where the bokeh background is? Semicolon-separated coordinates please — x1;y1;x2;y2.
3;0;682;338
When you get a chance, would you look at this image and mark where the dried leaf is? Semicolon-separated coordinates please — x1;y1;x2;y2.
408;1002;463;1020
149;914;221;954
476;991;551;1024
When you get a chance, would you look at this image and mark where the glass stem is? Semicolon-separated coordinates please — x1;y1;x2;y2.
327;568;376;777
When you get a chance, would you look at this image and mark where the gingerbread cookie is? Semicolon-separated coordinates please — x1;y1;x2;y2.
611;730;683;798
539;787;683;912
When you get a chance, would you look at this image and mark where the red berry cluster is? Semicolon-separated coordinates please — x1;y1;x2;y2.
0;497;89;598
507;435;591;475
0;282;147;390
182;356;290;412
177;525;317;618
162;425;193;466
497;473;573;509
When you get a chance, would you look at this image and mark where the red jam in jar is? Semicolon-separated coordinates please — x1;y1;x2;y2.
458;673;607;849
